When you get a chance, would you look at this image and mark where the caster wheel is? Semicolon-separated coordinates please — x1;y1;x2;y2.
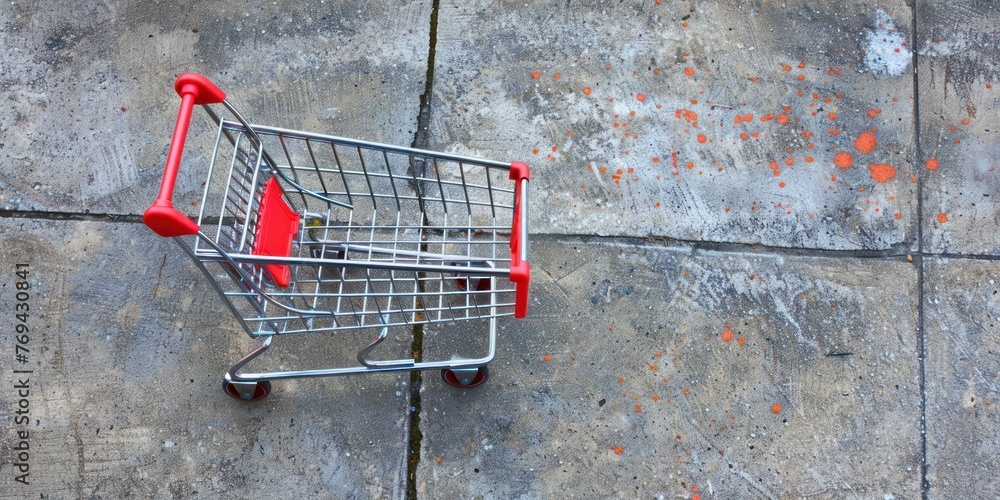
223;380;272;400
455;276;491;292
441;366;489;388
452;264;490;292
451;262;491;292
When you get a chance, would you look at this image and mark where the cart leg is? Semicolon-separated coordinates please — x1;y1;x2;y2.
357;326;415;368
222;335;275;400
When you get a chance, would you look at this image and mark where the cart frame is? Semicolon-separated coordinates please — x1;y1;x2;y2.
145;74;529;399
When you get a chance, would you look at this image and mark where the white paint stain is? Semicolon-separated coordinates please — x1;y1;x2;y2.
918;34;968;58
865;10;911;76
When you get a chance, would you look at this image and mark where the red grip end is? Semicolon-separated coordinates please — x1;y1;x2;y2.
509;161;530;181
174;73;226;104
511;261;530;318
144;202;200;237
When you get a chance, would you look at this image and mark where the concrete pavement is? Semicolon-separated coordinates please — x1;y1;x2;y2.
0;0;997;498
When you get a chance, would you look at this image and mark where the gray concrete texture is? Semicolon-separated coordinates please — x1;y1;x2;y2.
429;0;917;250
419;240;921;497
918;0;1000;254
0;219;411;497
924;259;999;499
0;0;430;214
0;0;997;497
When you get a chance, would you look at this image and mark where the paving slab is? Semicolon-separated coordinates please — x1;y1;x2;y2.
0;0;430;214
0;219;411;497
923;258;1000;498
917;0;1000;254
429;1;917;250
416;238;921;498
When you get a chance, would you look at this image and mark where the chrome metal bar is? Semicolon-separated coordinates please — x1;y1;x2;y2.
224;121;511;169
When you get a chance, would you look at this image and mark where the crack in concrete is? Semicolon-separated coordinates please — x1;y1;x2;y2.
405;1;441;498
0;209;142;222
911;2;930;497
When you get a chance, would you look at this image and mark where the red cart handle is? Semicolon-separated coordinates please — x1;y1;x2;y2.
144;73;227;237
509;162;530;318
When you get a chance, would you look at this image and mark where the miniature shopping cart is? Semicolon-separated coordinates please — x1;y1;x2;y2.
145;74;529;400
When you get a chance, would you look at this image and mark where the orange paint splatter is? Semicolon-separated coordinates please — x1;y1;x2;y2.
636;93;646;102
531;71;541;79
827;112;837;121
743;113;754;122
614;446;623;455
805;156;814;163
543;355;551;362
869;164;896;183
776;114;789;125
737;337;745;346
683;388;690;395
926;158;939;171
676;109;698;122
785;157;794;166
937;212;948;223
833;152;853;168
553;73;561;79
771;404;782;414
697;133;707;143
721;329;734;342
582;87;592;96
683;67;695;77
854;131;877;154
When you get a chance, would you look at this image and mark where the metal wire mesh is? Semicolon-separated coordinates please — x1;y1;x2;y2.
190;120;519;336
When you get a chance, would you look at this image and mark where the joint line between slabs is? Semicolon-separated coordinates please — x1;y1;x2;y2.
405;1;441;498
910;1;929;496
